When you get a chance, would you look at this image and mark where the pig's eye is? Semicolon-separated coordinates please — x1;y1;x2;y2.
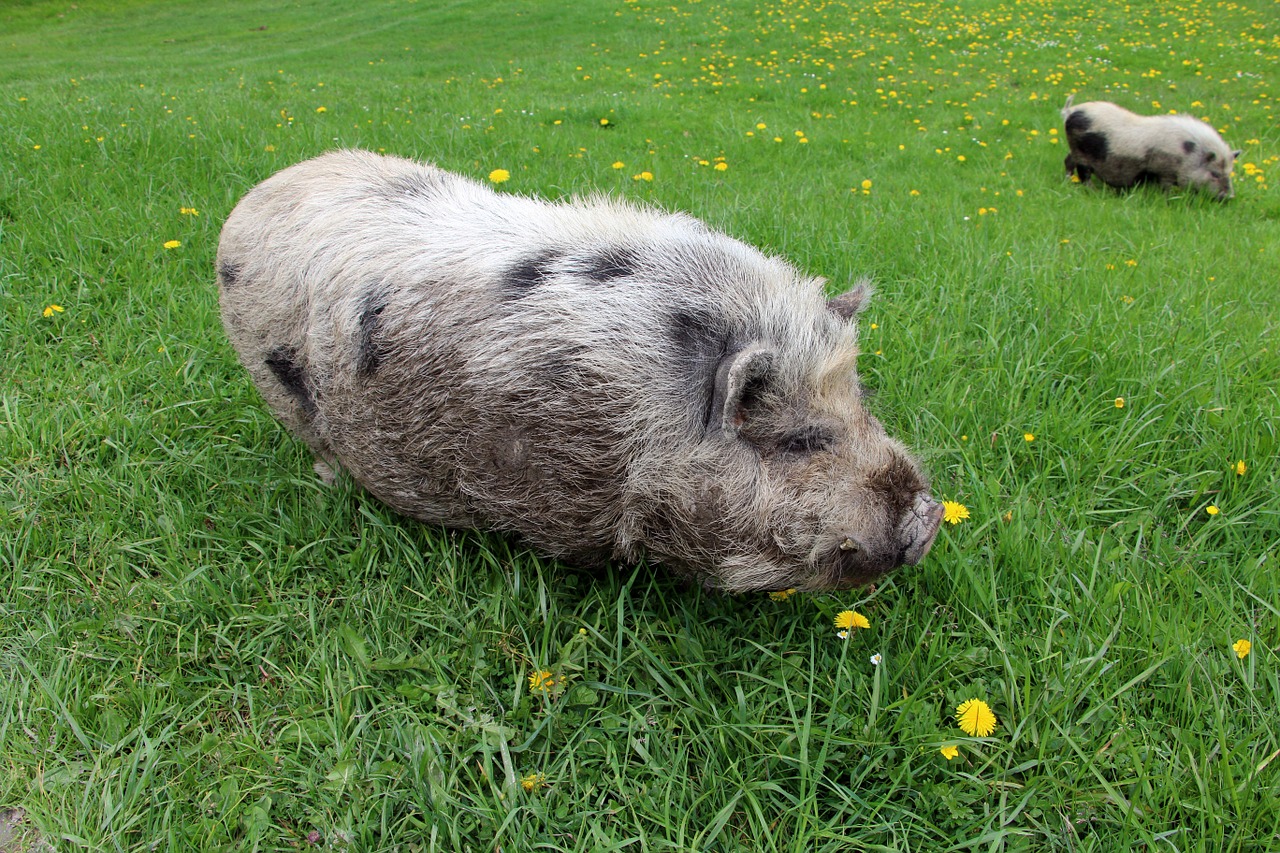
778;426;835;456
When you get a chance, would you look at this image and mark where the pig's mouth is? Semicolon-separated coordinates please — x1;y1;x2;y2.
822;493;944;588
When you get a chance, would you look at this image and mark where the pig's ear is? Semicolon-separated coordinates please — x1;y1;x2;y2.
827;278;874;321
710;345;775;437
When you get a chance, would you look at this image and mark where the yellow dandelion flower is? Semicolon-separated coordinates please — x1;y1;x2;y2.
180;207;199;216
42;304;65;318
756;122;767;130
1233;639;1251;659
1206;505;1220;516
957;155;966;162
612;161;625;169
1234;460;1246;476
599;118;610;126
520;772;546;792
163;240;181;249
1115;397;1125;408
528;670;557;693
940;744;959;760
834;610;870;631
942;501;969;525
714;162;728;171
768;588;796;601
315;106;327;113
910;189;920;196
861;179;873;190
488;169;510;184
1024;433;1035;442
956;698;997;737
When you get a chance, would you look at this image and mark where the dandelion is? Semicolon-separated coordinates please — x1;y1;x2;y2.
599;118;610;126
528;670;557;693
1206;505;1220;516
1024;432;1035;442
834;610;870;631
869;653;882;666
956;698;997;737
1233;639;1252;659
714;162;728;171
315;106;327;113
768;588;796;601
520;772;546;792
1115;397;1125;408
163;240;181;249
861;179;873;190
1234;460;1246;476
940;744;959;760
488;168;510;184
42;304;65;318
612;161;625;169
633;171;654;182
942;500;969;525
180;207;199;216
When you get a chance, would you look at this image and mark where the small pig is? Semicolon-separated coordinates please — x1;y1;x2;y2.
217;150;943;592
1061;97;1239;199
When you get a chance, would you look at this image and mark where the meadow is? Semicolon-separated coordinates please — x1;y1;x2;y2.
2;0;1278;849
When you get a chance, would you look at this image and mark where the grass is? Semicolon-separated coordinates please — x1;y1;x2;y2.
2;0;1278;849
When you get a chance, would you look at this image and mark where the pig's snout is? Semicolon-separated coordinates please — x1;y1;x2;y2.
901;493;943;565
828;492;943;586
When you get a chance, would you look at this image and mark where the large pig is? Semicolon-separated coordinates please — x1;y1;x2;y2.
1061;97;1239;199
217;150;943;592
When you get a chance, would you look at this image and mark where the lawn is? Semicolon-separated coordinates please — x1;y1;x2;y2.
2;0;1278;849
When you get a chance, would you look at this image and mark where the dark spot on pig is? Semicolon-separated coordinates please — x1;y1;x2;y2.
580;246;639;282
1076;132;1110;162
669;309;736;428
536;352;586;394
1183;140;1197;155
504;251;560;298
218;260;241;288
265;346;316;416
356;291;388;377
383;171;443;201
866;454;927;518
1064;111;1091;134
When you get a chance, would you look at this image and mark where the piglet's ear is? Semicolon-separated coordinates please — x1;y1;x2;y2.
1232;149;1243;159
827;278;874;321
710;345;775;437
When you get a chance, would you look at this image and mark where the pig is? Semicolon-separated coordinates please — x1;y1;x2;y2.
217;150;943;592
1060;96;1240;199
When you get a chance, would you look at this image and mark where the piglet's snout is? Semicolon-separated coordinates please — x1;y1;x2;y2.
901;493;943;565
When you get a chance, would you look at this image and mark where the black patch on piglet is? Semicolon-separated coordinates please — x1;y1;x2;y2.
1076;132;1110;162
580;246;639;282
1064;111;1092;134
1183;140;1197;155
356;291;388;378
503;251;560;298
668;308;737;431
217;260;241;288
866;454;928;519
265;346;316;416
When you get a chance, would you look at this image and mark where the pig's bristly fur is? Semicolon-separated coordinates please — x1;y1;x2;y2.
218;150;942;591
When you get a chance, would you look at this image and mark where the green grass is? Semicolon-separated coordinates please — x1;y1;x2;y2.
3;0;1279;849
